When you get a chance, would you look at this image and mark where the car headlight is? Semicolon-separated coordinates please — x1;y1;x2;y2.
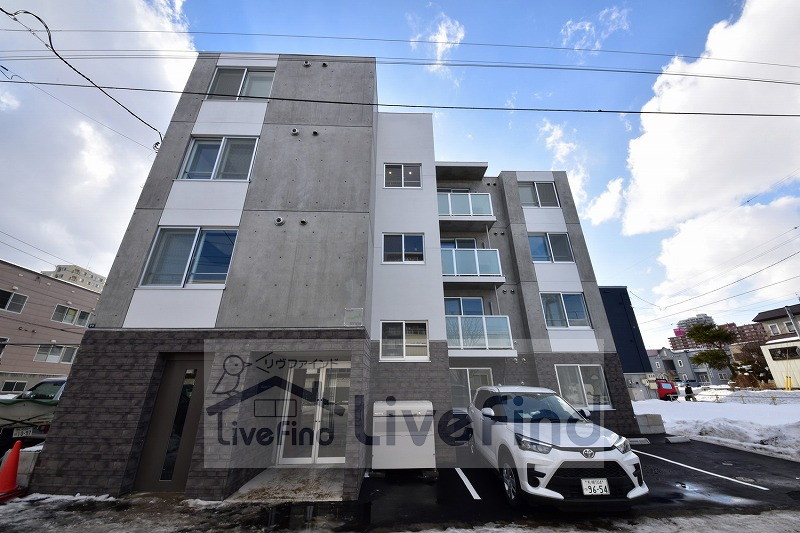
614;436;631;454
515;433;552;454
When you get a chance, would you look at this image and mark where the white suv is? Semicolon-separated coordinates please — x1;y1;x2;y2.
468;386;648;508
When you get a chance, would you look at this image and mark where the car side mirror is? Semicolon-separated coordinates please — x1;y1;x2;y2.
578;408;591;419
481;407;496;419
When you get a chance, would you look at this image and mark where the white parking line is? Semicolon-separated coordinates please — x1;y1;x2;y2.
455;468;481;500
634;449;770;491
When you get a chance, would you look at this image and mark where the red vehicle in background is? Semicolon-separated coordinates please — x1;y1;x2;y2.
655;379;679;401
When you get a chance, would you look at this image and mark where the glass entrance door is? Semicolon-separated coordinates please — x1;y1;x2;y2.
278;362;350;465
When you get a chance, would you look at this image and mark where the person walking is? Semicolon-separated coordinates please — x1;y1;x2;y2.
684;384;697;401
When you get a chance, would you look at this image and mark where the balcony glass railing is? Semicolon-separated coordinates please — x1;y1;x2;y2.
438;193;493;216
446;315;513;349
441;249;502;276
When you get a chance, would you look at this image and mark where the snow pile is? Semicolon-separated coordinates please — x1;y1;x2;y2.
633;399;800;461
695;388;800;404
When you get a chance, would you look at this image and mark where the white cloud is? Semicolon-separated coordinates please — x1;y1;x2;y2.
561;6;630;51
538;119;588;206
621;0;800;235
0;0;195;275
505;91;517;129
407;12;465;85
585;177;625;225
0;90;20;111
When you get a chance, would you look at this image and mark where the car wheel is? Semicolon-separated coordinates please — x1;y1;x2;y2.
500;456;522;508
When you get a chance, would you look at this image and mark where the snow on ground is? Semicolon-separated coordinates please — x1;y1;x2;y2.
633;393;800;461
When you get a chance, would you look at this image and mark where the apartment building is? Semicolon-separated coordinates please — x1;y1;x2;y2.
752;303;800;389
41;264;106;293
0;260;98;391
33;53;637;501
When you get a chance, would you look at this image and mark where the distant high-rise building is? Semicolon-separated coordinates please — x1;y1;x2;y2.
42;265;106;293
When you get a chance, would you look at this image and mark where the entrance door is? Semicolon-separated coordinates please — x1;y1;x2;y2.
134;354;206;492
278;362;350;465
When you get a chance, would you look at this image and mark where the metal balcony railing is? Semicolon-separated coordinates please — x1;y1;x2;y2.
441;249;502;277
437;193;493;217
446;315;513;349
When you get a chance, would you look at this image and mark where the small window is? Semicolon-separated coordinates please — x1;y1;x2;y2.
555;364;612;408
769;324;780;335
384;164;421;188
34;345;77;364
677;360;684;367
519;182;559;208
380;321;429;360
180;137;257;180
141;228;238;286
444;297;484;316
1;380;27;393
440;238;477;249
383;234;424;263
682;374;688;381
52;304;86;325
718;373;726;380
208;68;274;101
540;293;591;328
0;289;27;314
528;233;574;262
784;321;796;333
655;362;661;369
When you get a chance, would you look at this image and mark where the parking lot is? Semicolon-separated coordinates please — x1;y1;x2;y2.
359;437;800;529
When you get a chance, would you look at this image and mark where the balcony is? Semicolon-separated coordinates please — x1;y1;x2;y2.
441;248;505;288
438;192;496;230
446;315;517;357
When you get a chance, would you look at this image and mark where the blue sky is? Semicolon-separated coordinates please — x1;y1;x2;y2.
1;0;798;348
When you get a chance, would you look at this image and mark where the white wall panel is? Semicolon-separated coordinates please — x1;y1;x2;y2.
194;101;267;136
124;289;224;328
548;330;600;352
160;181;248;226
533;263;581;285
217;54;278;68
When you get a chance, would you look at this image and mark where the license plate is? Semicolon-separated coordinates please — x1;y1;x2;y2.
12;427;33;438
581;478;610;496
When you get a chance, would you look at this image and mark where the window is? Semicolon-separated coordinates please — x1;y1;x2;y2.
677;360;684;367
380;321;428;360
34;345;77;364
718;373;726;380
0;289;27;313
1;381;26;393
141;228;238;286
450;368;493;409
682;374;688;381
440;238;476;249
0;337;7;359
540;293;591;328
555;365;612;408
383;234;424;263
518;182;559;207
768;347;800;360
384;164;421;188
655;361;661;369
528;233;574;262
180;137;257;180
208;68;274;100
785;321;796;333
444;297;484;316
51;305;93;326
769;324;780;335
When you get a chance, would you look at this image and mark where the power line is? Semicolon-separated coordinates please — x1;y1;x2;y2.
0;7;163;151
2;27;798;71
0;63;154;152
0;238;57;267
663;248;800;309
2;78;800;117
3;50;800;88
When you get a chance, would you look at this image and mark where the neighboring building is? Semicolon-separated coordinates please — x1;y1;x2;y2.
676;313;714;332
0;259;99;391
647;347;729;386
752;304;800;389
42;264;106;293
669;318;766;351
34;53;638;501
599;286;652;400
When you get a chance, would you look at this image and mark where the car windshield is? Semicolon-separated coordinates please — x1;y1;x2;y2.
497;393;584;423
19;381;64;400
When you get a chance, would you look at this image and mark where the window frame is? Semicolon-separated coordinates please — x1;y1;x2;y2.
784;321;796;333
379;320;430;361
518;181;560;208
51;304;92;326
178;136;258;181
382;233;425;264
769;323;780;335
384;163;422;189
34;344;78;364
540;292;592;329
444;297;485;316
677;360;684;368
1;380;27;393
207;67;275;101
528;232;574;263
0;289;28;314
139;226;239;288
450;367;493;409
554;364;613;410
